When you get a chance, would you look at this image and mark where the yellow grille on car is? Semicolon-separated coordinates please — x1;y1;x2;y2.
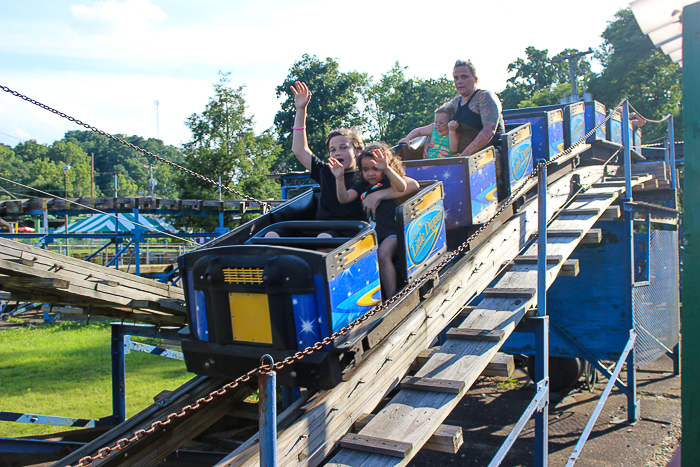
223;268;264;284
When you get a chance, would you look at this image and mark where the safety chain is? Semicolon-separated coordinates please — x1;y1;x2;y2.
65;98;626;467
0;85;271;210
627;102;673;125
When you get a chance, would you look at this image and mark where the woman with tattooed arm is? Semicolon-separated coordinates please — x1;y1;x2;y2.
445;59;506;156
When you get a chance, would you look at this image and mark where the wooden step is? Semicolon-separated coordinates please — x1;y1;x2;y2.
559;259;580;277
581;228;602;244
560;208;600;217
600;205;622;220
415;349;514;377
339;434;412;458
482;287;536;299
513;255;562;265
353;414;463;454
446;328;505;342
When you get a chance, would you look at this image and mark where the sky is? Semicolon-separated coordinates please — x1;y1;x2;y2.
0;0;632;149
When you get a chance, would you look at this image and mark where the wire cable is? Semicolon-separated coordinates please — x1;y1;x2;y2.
0;175;199;245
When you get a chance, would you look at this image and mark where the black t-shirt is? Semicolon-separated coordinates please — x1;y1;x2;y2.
351;176;397;242
309;154;364;221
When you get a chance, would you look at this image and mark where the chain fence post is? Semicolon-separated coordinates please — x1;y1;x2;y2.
259;355;277;467
110;323;126;424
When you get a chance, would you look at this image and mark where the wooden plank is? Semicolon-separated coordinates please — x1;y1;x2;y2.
0;237;179;295
0;257;186;320
53;379;251;467
40;305;186;325
0;277;70;289
415;349;513;377
481;353;515;377
446;328;504;342
9;258;35;267
339;434;412;458
0;238;183;299
128;299;187;315
400;377;464;394
547;229;583;238
512;255;562;265
559;208;600;216
482;287;536;298
591;181;627;187
581;229;602;244
600;205;622;220
575;192;616;200
559;259;580;277
458;306;475;317
352;414;462;454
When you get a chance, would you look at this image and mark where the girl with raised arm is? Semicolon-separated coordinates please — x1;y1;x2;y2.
330;143;418;298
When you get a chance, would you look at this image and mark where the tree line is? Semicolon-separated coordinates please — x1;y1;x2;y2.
0;8;681;232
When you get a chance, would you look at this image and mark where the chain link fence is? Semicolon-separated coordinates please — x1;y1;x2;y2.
633;227;680;366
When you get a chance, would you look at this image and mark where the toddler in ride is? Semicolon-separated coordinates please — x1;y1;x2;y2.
398;106;459;159
330;143;418;298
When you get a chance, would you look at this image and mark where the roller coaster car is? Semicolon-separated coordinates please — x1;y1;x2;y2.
179;181;447;388
400;122;535;244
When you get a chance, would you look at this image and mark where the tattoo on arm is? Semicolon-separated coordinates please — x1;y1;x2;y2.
465;91;501;156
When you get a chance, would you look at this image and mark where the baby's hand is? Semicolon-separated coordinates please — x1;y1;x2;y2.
371;149;388;170
448;120;458;131
328;157;344;178
290;81;312;109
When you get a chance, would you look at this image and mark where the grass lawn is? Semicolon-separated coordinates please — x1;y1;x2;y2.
0;321;194;438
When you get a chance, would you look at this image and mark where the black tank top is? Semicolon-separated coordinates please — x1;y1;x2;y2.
453;90;506;153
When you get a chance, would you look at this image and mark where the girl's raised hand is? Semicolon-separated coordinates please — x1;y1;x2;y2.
371;149;388;170
290;81;312;109
448;120;458;131
328;157;344;178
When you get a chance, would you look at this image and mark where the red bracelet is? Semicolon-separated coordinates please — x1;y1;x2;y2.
293;126;306;131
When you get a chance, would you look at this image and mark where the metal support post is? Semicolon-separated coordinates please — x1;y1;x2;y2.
622;100;632;199
259;355;277;467
110;323;126;424
626;334;639;423
565;331;637;466
535;163;549;466
668;116;677;191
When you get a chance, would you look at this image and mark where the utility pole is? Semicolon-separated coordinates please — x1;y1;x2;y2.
154;100;160;140
90;152;94;198
144;164;157;198
550;48;593;103
62;165;71;234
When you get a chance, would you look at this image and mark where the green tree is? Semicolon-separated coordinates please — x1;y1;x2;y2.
13;139;49;162
175;73;280;232
499;47;594;109
274;55;368;171
363;62;455;144
62;131;186;198
587;8;682;142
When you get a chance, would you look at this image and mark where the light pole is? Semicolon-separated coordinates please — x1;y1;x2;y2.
550;48;593;103
62;165;71;234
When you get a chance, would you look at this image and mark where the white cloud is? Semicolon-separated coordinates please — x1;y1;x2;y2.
70;0;166;35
